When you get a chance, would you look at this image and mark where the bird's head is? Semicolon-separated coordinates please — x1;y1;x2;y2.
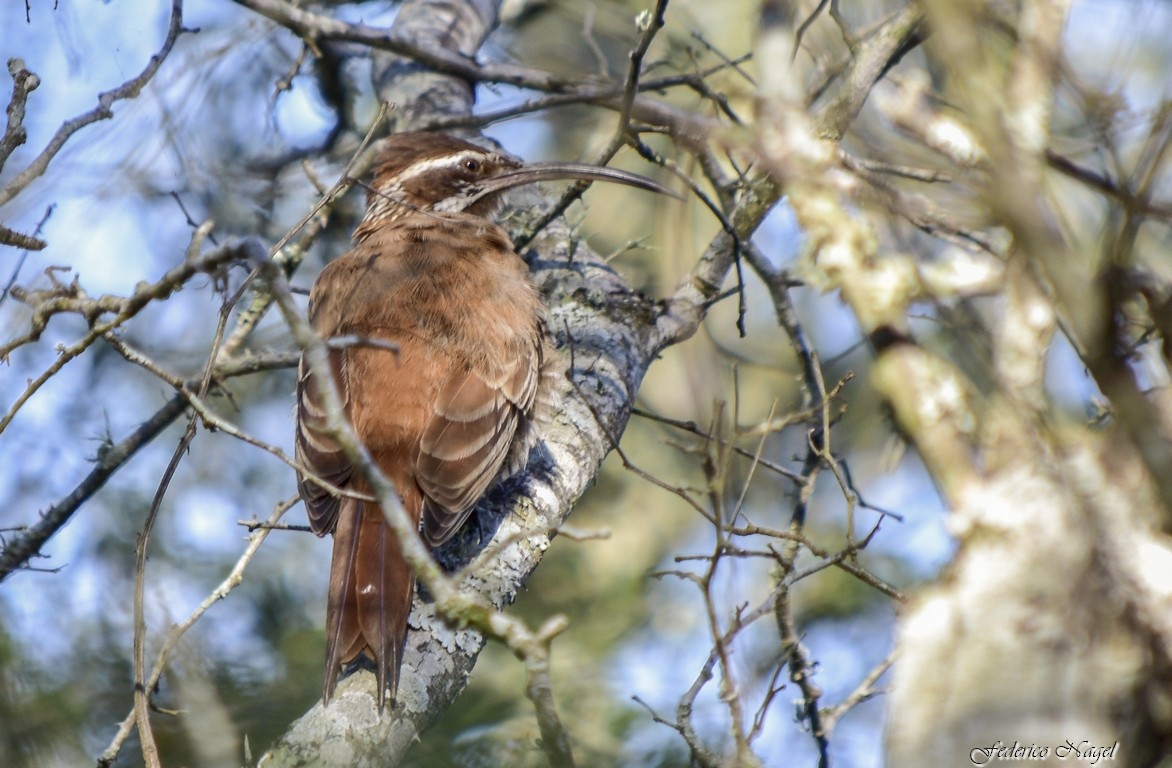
360;132;676;223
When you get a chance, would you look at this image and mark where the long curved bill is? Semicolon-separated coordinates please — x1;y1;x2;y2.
469;162;681;207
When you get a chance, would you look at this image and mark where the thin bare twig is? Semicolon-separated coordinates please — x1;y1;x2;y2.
132;411;196;768
631;406;806;482
776;585;830;768
98;497;297;766
0;348;298;582
822;653;895;734
101;333;366;503
129;213;242;766
0;226;239;430
618;0;669;133
0;204;54;307
0;0;188;208
217;101;388;360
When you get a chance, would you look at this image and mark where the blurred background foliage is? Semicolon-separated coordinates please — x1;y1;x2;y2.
1;0;1166;765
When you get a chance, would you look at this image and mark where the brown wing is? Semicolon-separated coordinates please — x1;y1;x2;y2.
417;333;542;546
295;348;353;536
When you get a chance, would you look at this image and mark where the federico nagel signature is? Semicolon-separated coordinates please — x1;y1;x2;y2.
969;739;1119;765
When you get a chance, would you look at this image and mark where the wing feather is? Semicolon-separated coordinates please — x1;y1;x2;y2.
295;351;353;535
417;335;542;546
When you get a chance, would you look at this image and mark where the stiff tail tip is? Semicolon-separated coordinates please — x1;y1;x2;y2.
322;495;415;712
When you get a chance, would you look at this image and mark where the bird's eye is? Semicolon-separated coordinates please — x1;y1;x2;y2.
463;158;480;173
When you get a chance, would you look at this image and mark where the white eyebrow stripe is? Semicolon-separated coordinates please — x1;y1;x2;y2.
395;151;485;183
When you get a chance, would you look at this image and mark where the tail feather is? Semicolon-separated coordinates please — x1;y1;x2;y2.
355;498;414;708
323;495;364;704
323;476;417;710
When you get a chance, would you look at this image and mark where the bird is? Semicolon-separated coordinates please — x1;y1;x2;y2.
294;131;673;709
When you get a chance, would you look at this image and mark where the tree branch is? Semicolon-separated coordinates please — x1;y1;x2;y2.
0;0;188;208
0;57;40;174
0;240;297;582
